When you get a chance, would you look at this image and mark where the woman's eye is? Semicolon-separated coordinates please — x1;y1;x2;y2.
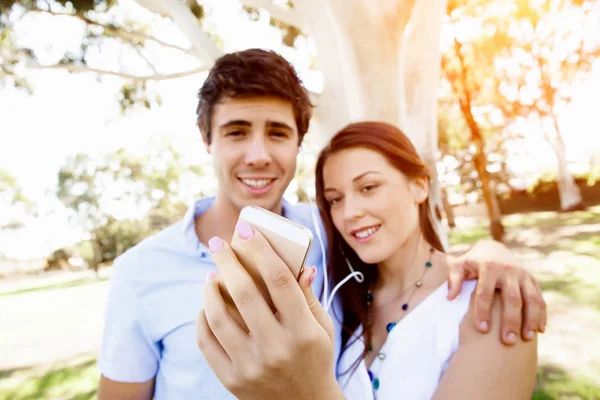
362;184;377;193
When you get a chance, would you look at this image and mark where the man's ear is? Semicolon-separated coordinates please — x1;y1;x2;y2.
409;176;430;205
198;123;211;154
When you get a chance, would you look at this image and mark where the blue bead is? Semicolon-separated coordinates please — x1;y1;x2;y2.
368;370;374;381
366;293;373;302
386;322;396;332
426;261;432;267
402;303;408;311
373;378;380;390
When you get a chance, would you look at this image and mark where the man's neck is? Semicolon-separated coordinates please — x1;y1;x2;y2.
195;195;284;247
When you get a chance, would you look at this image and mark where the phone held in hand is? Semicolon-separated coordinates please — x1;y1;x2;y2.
234;205;314;280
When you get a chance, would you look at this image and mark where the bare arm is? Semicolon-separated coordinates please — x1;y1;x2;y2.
432;291;538;400
98;375;155;400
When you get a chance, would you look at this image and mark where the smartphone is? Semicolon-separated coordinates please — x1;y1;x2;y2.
235;205;314;279
225;205;314;322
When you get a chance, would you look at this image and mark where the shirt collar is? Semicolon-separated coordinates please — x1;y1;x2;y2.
181;196;296;256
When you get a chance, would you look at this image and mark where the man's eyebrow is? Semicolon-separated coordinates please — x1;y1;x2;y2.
266;121;294;131
219;120;252;129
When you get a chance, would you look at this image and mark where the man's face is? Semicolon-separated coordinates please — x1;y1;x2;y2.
204;96;300;214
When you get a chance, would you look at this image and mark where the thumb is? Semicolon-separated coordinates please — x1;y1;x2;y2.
298;266;334;341
447;258;465;300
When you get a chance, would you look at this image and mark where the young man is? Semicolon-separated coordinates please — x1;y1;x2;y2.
97;49;546;399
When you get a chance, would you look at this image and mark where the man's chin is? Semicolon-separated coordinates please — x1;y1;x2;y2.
236;195;282;214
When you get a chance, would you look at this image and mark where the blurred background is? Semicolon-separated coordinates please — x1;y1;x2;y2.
1;0;599;399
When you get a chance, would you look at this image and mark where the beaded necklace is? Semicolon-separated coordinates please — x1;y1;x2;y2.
365;246;434;391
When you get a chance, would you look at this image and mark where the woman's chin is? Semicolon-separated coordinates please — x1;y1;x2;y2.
354;250;385;266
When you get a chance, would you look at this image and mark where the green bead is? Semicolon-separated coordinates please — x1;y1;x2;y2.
373;378;380;390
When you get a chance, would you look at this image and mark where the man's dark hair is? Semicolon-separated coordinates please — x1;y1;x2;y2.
196;48;313;144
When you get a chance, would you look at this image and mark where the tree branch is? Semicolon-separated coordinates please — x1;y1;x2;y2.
145;0;223;66
27;9;195;56
131;44;158;73
241;0;306;30
25;63;207;81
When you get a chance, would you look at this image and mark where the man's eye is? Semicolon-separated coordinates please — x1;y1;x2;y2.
227;131;244;137
271;131;288;138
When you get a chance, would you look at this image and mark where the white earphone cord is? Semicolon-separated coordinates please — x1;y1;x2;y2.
301;148;364;312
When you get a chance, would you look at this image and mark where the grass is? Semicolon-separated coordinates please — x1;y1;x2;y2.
448;224;491;245
0;353;99;400
504;206;600;229
449;206;600;246
533;364;600;400
0;277;108;297
1;355;599;400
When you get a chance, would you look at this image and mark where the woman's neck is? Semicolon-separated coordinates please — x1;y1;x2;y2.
375;230;436;297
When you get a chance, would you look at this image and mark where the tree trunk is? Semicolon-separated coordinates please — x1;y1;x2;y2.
459;100;504;242
548;116;584;211
298;0;449;247
441;186;456;228
91;236;102;276
424;155;448;249
472;142;504;241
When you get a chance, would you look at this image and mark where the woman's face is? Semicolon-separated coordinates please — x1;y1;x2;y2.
322;147;428;265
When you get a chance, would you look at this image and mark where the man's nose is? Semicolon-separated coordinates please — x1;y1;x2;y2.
244;136;271;167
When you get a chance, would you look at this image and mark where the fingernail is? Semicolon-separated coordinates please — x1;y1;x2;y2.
526;330;535;340
208;236;223;252
506;332;517;343
309;267;317;285
236;221;254;239
205;270;217;281
478;321;489;332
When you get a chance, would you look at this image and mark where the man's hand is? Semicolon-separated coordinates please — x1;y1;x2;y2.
447;239;547;345
196;221;344;400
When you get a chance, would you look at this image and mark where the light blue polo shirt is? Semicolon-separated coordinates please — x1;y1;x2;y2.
97;196;339;399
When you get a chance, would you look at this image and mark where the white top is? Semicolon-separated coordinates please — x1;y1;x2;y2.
337;280;478;400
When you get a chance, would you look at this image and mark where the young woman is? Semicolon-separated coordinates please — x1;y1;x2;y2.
314;121;538;399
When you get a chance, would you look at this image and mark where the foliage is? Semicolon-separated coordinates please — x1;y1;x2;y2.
0;0;198;112
0;168;34;232
527;167;600;195
0;0;306;114
242;1;303;48
56;140;204;267
45;247;74;271
0;168;28;207
439;0;598;202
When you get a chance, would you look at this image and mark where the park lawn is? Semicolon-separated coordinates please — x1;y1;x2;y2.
0;353;98;400
0;277;107;298
1;352;599;399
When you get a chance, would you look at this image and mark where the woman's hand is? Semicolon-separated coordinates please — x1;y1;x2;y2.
196;222;344;400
